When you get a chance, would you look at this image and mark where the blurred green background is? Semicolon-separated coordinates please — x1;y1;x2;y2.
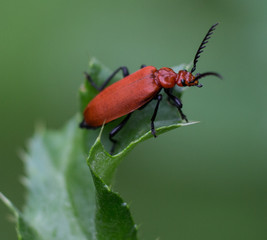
1;0;266;239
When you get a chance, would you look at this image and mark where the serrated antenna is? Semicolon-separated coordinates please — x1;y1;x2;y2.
191;23;219;73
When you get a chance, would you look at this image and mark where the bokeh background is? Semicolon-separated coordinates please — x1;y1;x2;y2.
1;0;266;239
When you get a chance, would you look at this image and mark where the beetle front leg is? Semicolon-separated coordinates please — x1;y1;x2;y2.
151;94;163;137
164;89;188;122
84;66;130;92
109;113;132;154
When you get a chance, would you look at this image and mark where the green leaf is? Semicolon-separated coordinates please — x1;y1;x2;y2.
1;118;96;240
1;58;196;240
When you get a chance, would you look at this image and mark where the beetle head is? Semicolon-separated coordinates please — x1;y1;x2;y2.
177;70;198;87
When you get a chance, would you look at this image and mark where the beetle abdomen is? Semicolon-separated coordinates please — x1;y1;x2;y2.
84;66;160;127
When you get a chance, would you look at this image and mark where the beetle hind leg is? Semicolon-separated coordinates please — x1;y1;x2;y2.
79;119;89;128
84;66;130;92
79;119;97;129
109;113;132;154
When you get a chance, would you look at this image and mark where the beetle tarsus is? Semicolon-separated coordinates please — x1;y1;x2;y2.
181;114;188;123
109;138;117;155
79;120;98;129
151;128;157;138
79;119;89;128
164;89;188;122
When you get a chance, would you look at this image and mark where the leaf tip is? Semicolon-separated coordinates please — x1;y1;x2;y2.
0;192;18;217
182;121;199;126
0;192;9;205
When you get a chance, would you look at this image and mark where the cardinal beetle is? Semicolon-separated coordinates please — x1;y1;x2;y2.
80;23;221;154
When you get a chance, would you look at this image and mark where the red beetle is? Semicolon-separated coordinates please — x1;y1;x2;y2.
80;23;221;154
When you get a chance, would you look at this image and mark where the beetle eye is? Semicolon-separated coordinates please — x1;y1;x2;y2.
181;79;186;86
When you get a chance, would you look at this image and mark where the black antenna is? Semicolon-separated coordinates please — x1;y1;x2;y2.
191;23;219;73
193;71;222;82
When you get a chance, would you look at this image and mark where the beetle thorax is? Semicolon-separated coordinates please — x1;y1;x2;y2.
154;67;178;88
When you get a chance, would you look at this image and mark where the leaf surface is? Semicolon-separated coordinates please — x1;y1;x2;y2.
1;59;196;240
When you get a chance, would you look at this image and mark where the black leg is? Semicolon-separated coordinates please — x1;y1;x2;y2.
80;120;92;129
109;113;132;154
151;94;163;137
84;72;101;91
166;88;174;103
84;66;130;92
140;64;147;68
164;89;188;122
